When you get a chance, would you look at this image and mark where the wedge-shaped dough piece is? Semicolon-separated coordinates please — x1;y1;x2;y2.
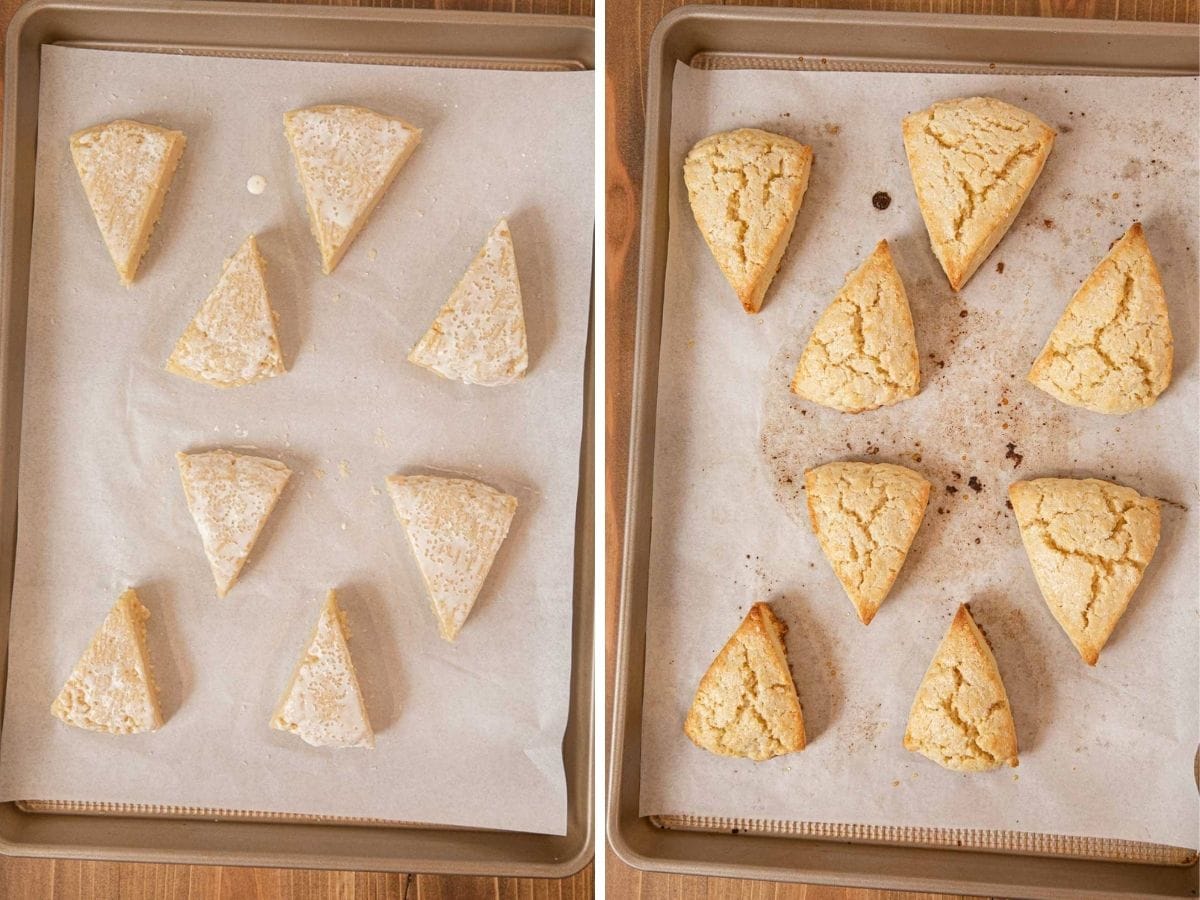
684;602;806;760
1028;224;1172;414
1009;477;1160;665
805;461;930;625
408;220;528;385
683;128;813;313
902;97;1054;291
904;604;1019;771
166;235;285;387
70;119;186;285
386;475;517;641
284;105;422;274
51;588;163;734
791;240;920;412
271;589;374;749
177;449;291;597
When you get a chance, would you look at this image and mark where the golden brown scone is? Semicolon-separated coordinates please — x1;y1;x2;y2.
1028;224;1172;414
791;240;920;412
683;128;812;313
684;603;806;761
1008;477;1161;665
902;97;1054;291
904;604;1019;771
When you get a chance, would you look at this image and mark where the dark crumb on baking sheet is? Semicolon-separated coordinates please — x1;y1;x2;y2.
996;261;1005;274
1005;442;1024;468
1006;499;1014;510
967;476;984;493
1042;218;1054;229
946;485;958;494
872;191;891;210
959;310;968;318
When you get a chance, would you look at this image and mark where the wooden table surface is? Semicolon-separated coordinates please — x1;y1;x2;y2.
603;1;1196;899
0;0;593;896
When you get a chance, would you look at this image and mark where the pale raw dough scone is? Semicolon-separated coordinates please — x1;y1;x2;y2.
50;588;163;734
177;449;292;597
902;97;1054;291
284;104;422;274
386;474;517;641
70;119;186;285
166;235;286;387
684;602;806;761
271;589;374;749
1028;223;1172;414
791;240;920;412
804;461;930;625
683;128;813;313
1009;477;1161;665
408;219;528;385
904;604;1019;771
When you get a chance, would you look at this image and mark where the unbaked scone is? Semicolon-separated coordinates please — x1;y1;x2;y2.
166;235;285;387
902;97;1054;291
1028;224;1172;414
1008;477;1161;665
684;602;806;761
683;128;812;313
804;461;930;625
284;105;422;274
70;119;186;285
904;604;1019;771
790;240;920;412
408;220;528;385
50;588;163;734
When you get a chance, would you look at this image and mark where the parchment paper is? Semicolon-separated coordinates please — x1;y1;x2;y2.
0;45;593;836
639;62;1198;849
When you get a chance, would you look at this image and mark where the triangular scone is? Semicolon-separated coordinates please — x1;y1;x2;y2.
791;240;920;412
177;449;292;597
805;461;930;625
50;589;163;734
684;603;806;761
70;119;186;285
902;97;1054;291
270;590;374;749
408;220;528;385
1028;224;1172;414
386;475;517;641
284;105;422;274
1009;477;1161;665
904;605;1019;771
166;235;286;387
683;128;812;313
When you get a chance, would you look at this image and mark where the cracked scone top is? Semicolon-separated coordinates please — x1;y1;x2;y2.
791;240;921;412
805;461;930;625
1028;223;1172;414
1009;477;1161;665
684;603;806;761
904;604;1019;771
902;96;1054;291
683;128;812;313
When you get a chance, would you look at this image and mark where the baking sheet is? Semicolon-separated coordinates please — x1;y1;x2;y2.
639;61;1198;850
0;45;593;836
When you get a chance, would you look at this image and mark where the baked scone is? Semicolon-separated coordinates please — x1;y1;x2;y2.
902;97;1054;291
684;603;806;761
1009;477;1161;665
271;589;374;749
284;105;422;274
408;220;528;385
1028;224;1172;414
805;461;930;625
791;240;920;412
386;475;517;641
70;119;186;285
177;449;292;597
166;235;286;387
50;588;163;734
904;604;1019;771
683;128;813;313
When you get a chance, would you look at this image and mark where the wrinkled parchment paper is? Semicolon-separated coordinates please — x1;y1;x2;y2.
639;62;1198;849
0;45;593;836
